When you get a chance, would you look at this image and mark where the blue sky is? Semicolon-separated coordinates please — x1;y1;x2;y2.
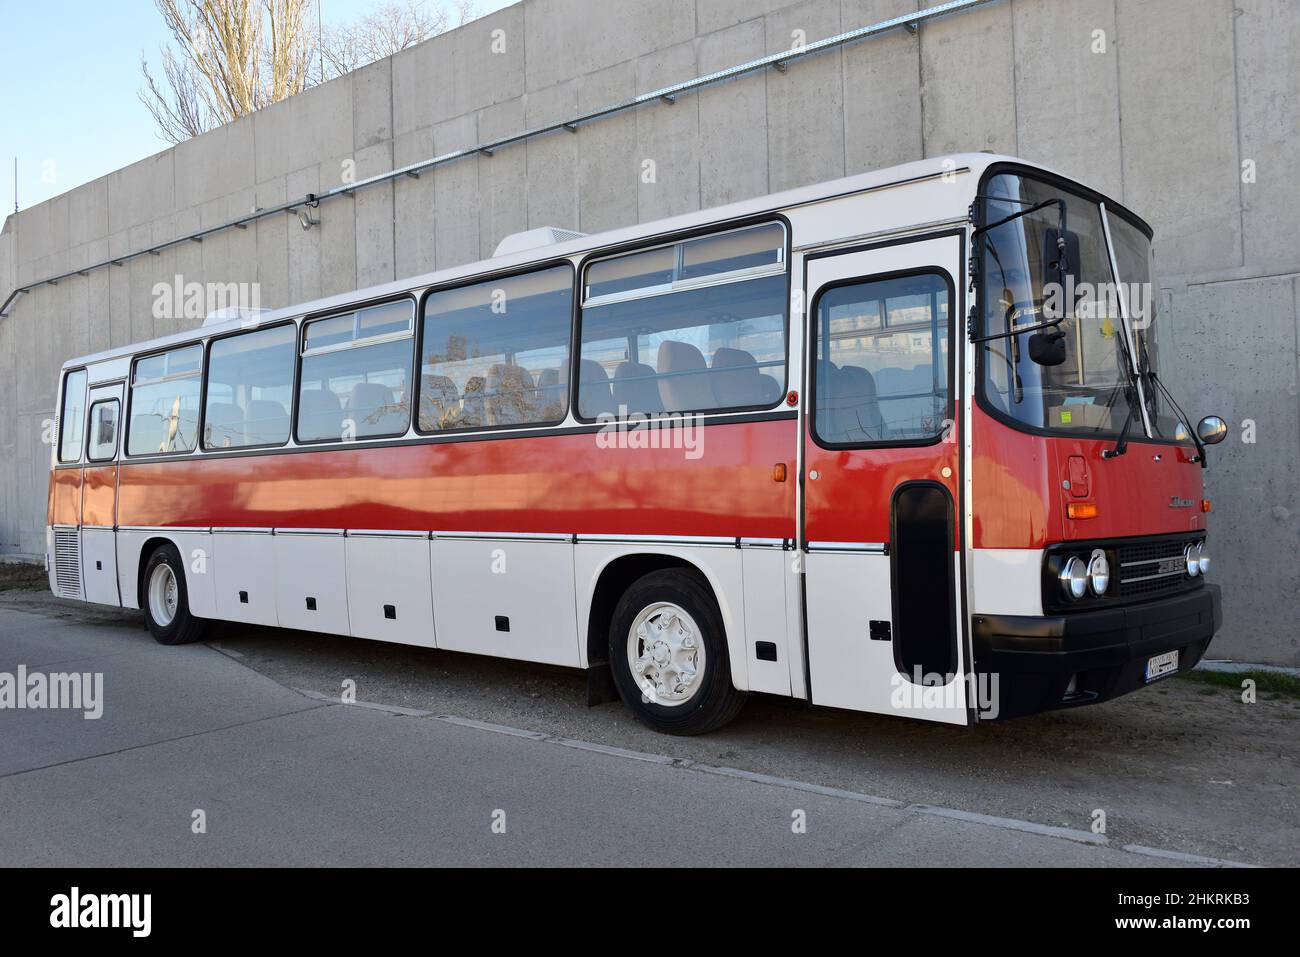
0;0;515;213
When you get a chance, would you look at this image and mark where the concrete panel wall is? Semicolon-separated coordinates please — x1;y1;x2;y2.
1;0;1297;664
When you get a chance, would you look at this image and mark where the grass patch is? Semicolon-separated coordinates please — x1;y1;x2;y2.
1179;668;1300;699
0;564;45;591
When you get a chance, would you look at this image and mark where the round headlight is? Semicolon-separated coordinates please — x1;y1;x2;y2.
1059;556;1088;600
1195;541;1209;576
1184;542;1201;577
1087;549;1110;595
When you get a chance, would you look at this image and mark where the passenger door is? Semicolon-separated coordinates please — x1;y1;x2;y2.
801;233;971;724
81;382;124;605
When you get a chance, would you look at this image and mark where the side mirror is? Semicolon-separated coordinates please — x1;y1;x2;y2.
1197;415;1228;445
1028;329;1067;366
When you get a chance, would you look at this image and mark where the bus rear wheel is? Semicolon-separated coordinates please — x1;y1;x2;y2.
142;544;207;645
608;568;746;735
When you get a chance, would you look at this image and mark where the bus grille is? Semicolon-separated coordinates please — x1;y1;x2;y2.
53;528;82;599
1115;536;1201;600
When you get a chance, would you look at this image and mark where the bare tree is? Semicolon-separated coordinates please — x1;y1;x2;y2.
140;0;314;144
318;0;475;80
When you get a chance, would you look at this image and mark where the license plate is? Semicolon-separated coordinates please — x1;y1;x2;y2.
1145;649;1180;682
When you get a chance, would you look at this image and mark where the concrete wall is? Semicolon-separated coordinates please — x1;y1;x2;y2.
1;0;1296;664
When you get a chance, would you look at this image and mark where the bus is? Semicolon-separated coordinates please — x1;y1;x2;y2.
47;153;1225;734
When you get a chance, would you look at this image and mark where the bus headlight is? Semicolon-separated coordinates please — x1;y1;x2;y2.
1195;541;1209;576
1087;549;1110;595
1059;556;1088;600
1184;542;1201;577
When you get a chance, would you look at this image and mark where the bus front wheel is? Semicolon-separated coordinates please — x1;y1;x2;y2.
141;544;207;646
608;568;746;735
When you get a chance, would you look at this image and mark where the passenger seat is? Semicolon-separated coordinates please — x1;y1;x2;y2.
203;402;244;449
710;347;779;408
243;399;288;446
535;367;567;421
486;363;537;426
657;341;716;412
612;360;664;414
297;388;344;441
461;377;487;428
347;382;407;437
419;375;461;431
571;359;616;418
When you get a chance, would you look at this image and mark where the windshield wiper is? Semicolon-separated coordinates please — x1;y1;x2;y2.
1133;337;1208;467
1102;388;1137;458
1149;368;1208;468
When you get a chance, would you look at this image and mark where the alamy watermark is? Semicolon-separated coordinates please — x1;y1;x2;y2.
595;405;705;460
152;274;261;322
890;668;1000;719
1036;278;1154;331
0;666;103;719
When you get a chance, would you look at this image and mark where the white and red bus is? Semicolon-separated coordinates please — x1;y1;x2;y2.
47;154;1225;734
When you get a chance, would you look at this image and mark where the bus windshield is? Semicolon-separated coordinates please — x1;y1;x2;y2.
978;173;1141;438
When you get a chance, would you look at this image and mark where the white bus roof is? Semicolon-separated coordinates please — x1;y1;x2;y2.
61;152;1082;372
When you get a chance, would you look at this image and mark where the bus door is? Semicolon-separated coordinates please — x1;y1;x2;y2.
801;233;971;724
80;381;124;606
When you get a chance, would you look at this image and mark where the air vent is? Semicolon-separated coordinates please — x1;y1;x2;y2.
53;528;82;599
203;306;271;328
493;226;586;258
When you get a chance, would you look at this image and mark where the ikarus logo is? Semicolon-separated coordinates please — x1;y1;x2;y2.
49;887;151;938
1168;496;1195;509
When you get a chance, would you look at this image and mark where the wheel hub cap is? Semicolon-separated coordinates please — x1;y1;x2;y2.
149;564;178;627
627;602;705;706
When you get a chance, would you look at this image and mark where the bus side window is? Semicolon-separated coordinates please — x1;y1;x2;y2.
298;300;415;442
418;265;574;433
86;400;120;462
204;325;296;450
578;223;788;419
58;369;88;463
127;345;203;456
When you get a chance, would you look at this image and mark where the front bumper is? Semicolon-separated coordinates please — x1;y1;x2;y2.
972;584;1221;719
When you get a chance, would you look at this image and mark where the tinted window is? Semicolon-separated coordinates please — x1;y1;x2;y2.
128;345;203;455
204;325;296;449
579;225;787;418
299;301;414;442
418;266;573;432
86;400;120;462
814;273;951;445
58;369;87;463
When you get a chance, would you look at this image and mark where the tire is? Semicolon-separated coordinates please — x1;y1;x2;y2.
608;568;746;735
141;544;207;645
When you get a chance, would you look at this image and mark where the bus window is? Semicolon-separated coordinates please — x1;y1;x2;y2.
204;324;296;450
57;369;87;463
814;272;951;445
86;400;120;462
579;223;787;418
128;345;203;456
298;300;415;442
417;265;573;432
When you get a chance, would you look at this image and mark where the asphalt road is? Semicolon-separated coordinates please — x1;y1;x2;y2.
0;590;1293;867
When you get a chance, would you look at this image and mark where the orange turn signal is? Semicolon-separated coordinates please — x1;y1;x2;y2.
1067;502;1099;520
772;463;787;483
1201;499;1213;513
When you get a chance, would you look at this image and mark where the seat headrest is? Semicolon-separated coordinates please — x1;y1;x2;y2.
298;388;342;413
349;382;394;410
711;347;758;370
657;340;715;412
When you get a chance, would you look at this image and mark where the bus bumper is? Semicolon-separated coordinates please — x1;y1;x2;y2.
972;584;1222;720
